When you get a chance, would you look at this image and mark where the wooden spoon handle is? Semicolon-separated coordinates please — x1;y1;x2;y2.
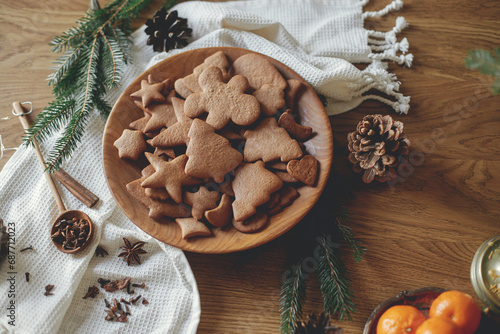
12;101;66;213
53;169;99;208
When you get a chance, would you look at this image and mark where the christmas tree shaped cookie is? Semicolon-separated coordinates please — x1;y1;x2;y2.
185;119;243;183
184;66;261;129
232;161;283;222
243;117;303;162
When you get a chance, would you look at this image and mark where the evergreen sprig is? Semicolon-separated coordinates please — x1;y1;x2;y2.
316;233;357;321
23;0;178;172
279;205;364;333
334;207;366;263
465;47;500;96
280;258;307;334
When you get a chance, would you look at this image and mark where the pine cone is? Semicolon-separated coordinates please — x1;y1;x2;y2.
145;8;192;52
0;219;9;263
347;114;410;183
294;313;343;334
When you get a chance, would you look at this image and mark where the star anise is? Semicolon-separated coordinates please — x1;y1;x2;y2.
83;285;100;299
118;238;147;266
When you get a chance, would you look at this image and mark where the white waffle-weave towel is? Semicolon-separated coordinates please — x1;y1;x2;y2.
0;0;411;333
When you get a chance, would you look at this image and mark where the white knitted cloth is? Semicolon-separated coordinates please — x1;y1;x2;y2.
0;1;411;333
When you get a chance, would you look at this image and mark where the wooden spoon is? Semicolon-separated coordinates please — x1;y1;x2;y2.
12;102;94;254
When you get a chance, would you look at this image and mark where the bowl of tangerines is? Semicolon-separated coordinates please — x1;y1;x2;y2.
364;288;482;334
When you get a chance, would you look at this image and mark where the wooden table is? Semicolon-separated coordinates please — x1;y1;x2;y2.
1;0;499;332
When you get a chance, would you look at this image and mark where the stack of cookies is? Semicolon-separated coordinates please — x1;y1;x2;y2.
114;51;319;239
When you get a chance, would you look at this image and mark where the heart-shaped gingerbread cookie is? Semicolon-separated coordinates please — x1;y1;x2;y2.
287;155;318;186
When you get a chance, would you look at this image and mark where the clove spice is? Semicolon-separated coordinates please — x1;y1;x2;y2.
51;217;90;250
95;245;109;257
44;284;55;296
83;286;100;299
20;245;33;252
25;272;30;282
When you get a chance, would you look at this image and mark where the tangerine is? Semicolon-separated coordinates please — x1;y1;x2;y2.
415;317;464;334
429;290;481;334
376;305;427;334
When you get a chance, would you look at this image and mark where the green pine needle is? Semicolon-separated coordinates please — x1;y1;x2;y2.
23;0;179;173
280;259;307;334
465;47;500;96
316;233;357;321
334;207;366;263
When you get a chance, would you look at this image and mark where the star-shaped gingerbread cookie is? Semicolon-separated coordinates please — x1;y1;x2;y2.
184;66;261;129
130;79;166;108
141;153;201;203
149;97;193;148
126;178;191;220
184;186;221;220
113;129;147;160
134;90;177;133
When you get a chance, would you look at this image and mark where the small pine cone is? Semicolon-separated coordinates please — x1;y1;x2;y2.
347;114;410;183
294;313;343;334
145;8;192;53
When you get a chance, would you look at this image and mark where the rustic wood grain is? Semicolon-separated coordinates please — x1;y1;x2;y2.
102;47;333;253
1;0;499;333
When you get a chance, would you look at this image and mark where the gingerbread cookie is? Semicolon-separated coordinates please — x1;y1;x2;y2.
253;84;286;116
141;153;201;203
174;78;193;99
140;165;171;200
185;119;243;183
113;129;147;160
287;155;318;186
275;171;299;183
243;117;303;163
147;73;173;95
184;66;261;129
232;211;269;233
133;90;177;133
129;113;151;133
268;185;300;215
175;218;212;239
204;193;233;228
278;110;313;141
266;161;288;171
149;97;193;148
130;79;166;108
184;186;221;220
193;51;230;79
231;53;287;91
284;79;304;109
150;140;176;159
183;52;230;93
126;178;190;220
232;161;283;222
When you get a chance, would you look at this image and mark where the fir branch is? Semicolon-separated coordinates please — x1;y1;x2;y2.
465;47;500;95
23;0;179;172
334;207;366;263
47;35;102;171
280;259;307;334
22;100;76;146
316;233;357;321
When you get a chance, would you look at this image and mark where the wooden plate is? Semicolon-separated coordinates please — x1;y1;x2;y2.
102;47;333;253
